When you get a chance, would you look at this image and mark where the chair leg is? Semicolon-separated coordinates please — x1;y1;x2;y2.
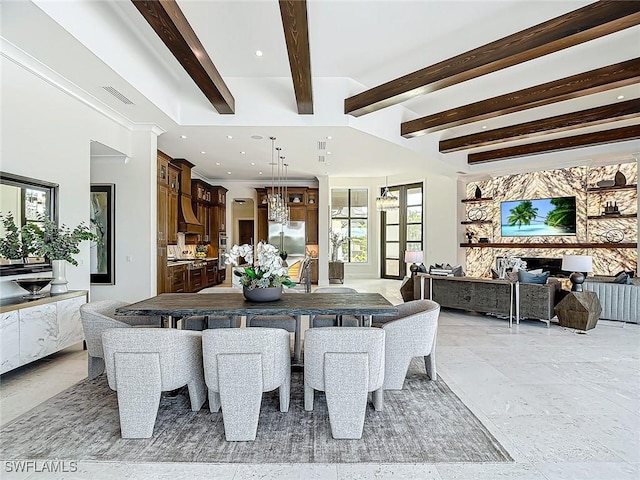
382;355;412;390
324;352;369;439
372;388;384;412
209;389;221;412
424;352;436;380
279;368;291;413
217;353;263;441
87;356;105;380
187;376;207;412
114;352;162;439
304;382;315;411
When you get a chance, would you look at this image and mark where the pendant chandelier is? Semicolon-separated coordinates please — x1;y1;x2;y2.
376;177;399;211
267;136;289;225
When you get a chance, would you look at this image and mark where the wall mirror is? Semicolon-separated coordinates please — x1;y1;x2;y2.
0;172;59;276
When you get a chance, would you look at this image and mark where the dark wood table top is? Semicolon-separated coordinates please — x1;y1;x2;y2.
115;292;398;317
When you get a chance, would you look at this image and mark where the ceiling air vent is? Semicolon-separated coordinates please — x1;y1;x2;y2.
102;86;134;105
318;155;326;163
317;141;326;150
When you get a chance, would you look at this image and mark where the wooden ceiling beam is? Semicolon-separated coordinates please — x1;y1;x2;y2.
467;125;640;164
440;99;640;153
132;0;235;114
402;58;640;137
345;0;640;117
279;0;313;114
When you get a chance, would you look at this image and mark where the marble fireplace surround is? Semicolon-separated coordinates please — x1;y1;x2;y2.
462;163;638;278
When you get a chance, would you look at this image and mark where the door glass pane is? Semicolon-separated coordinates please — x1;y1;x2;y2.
386;225;399;241
385;208;399;224
385;260;399;276
350;189;368;218
407;187;422;206
407;206;422;223
386;242;399;258
350;219;367;263
406;224;422;241
405;242;422;252
330;189;348;217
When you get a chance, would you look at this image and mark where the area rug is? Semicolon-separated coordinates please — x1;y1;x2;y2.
0;359;512;463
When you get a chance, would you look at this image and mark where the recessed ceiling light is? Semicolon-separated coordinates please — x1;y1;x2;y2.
227;135;233;139
617;95;625;100
251;135;263;140
241;151;246;155
327;151;332;155
250;162;256;166
180;135;187;139
215;162;221;166
259;171;263;175
326;136;332;140
481;125;488;130
255;50;263;57
227;171;232;175
200;151;206;154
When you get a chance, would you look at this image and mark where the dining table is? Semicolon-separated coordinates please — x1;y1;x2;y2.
115;292;399;328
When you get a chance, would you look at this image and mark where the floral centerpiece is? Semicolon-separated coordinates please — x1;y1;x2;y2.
225;241;294;301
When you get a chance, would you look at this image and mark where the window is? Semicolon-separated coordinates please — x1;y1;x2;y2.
381;183;423;279
330;188;368;263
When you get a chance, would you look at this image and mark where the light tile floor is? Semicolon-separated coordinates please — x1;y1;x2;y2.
1;279;638;480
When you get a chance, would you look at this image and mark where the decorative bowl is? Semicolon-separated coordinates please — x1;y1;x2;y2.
596;180;615;188
13;278;52;299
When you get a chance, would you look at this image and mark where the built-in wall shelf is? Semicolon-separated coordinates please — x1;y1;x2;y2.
461;220;492;225
461;197;493;203
587;213;637;220
587;184;637;193
460;242;637;249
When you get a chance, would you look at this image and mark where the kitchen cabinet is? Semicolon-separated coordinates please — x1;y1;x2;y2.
167;264;187;293
187;265;205;292
206;260;218;286
289;205;306;222
257;207;268;243
306;207;318;244
211;186;227;233
167;163;180;245
157;152;171;294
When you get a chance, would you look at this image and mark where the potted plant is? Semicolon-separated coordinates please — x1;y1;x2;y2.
225;241;294;301
30;216;96;294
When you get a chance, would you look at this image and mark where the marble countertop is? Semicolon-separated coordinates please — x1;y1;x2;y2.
0;290;88;313
167;257;218;267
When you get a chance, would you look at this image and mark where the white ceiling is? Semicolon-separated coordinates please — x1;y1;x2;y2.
2;0;639;182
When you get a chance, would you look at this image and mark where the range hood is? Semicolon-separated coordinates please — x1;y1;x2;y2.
172;158;204;235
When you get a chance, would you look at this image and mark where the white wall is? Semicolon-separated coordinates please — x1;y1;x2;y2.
89;130;158;302
0;54;158;301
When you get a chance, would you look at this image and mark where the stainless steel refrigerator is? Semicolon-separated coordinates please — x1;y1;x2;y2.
268;221;306;256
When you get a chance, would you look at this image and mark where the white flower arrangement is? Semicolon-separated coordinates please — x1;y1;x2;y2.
225;241;294;290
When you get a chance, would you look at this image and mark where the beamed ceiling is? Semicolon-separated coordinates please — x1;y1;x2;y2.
2;0;639;181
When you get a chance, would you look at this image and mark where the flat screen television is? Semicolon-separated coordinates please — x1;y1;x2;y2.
500;196;576;237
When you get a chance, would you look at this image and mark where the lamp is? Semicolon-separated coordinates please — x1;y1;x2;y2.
405;250;424;276
561;255;593;292
376;177;399;211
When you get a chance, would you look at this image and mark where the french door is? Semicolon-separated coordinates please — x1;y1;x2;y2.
381;183;423;279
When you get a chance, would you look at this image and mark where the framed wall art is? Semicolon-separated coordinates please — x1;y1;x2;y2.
90;184;115;284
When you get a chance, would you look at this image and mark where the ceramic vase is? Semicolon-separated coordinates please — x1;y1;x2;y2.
50;259;68;294
243;286;282;302
474;185;482;199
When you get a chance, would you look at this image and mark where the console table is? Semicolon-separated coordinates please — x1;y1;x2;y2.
0;290;87;374
417;274;515;326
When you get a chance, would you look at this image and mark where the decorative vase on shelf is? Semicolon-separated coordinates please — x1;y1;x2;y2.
474;185;482;199
243;286;282;302
614;168;627;186
50;259;68;294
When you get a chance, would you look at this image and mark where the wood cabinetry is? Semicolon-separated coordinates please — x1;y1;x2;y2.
306;206;318;244
190;181;227;246
167;164;180;244
289;205;306;222
168;264;187;293
157;152;171;294
211;186;227;233
206;260;218;286
187;266;205;292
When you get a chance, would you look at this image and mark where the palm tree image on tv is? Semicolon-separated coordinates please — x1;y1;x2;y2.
507;200;538;229
501;197;576;237
544;197;576;230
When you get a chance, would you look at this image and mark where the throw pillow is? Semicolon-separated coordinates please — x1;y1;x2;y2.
527;269;543;274
518;270;550;284
614;270;635;278
613;272;630;284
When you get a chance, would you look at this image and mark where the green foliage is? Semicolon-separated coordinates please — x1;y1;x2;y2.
0;213;39;260
545;197;576;228
507;201;538;229
30;216;97;266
